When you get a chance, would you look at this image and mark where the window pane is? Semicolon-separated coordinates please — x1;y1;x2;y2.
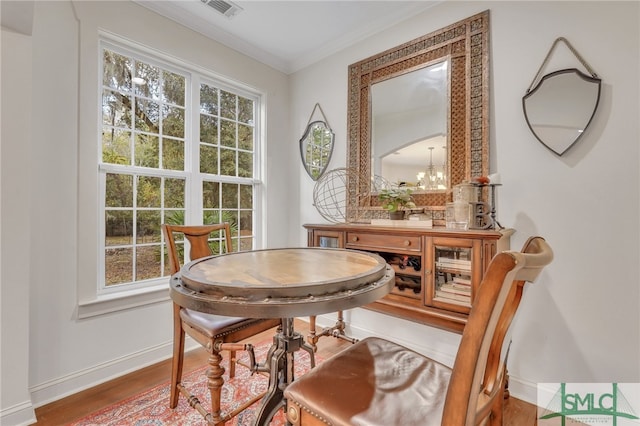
200;115;218;144
238;237;253;252
238;96;253;124
136;210;161;243
221;183;238;209
134;134;159;168
103;89;132;128
238;151;253;178
239;184;252;209
165;178;185;208
200;84;218;115
223;210;238;236
103;50;132;92
239;210;252;234
203;209;221;224
220;90;236;120
163;71;185;106
105;247;133;285
106;173;133;207
102;128;131;165
136;245;162;281
134;62;160;99
203;181;219;209
219;148;236;176
220;120;236;148
200;145;218;174
165;210;185;226
162;138;184;170
163;105;184;138
105;210;133;245
137;176;161;207
238;123;253;151
134;99;160;132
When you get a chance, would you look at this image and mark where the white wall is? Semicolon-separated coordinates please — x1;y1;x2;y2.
1;28;35;426
1;1;292;423
291;1;640;404
1;1;639;423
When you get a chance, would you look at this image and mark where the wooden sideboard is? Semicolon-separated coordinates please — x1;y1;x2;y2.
304;223;513;333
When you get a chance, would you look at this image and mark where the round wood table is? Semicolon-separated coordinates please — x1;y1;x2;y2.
170;247;395;426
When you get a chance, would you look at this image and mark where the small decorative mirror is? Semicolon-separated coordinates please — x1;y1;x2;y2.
300;103;335;180
523;38;601;156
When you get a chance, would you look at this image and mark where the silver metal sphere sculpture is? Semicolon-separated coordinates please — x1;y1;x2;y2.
313;168;353;223
313;168;390;223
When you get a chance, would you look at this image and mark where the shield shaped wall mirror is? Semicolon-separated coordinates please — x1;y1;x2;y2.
300;103;334;180
523;37;601;156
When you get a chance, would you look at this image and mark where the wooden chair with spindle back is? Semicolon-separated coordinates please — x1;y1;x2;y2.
163;223;281;426
284;236;553;426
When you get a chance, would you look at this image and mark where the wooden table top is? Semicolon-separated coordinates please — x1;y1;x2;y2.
170;247;395;318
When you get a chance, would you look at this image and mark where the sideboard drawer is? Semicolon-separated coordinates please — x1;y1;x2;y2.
346;232;421;252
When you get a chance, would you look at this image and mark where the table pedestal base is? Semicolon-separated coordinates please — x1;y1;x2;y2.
253;318;316;426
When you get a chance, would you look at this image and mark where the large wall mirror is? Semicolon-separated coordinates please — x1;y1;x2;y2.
346;11;490;222
372;60;449;190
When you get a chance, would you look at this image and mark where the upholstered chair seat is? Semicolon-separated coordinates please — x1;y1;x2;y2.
286;336;451;426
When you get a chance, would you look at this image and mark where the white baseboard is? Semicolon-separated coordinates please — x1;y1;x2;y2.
506;374;540;406
0;400;37;426
29;339;198;409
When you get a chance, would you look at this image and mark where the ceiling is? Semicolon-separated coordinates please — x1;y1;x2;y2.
133;1;440;74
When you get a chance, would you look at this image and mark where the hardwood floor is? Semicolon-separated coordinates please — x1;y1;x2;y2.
33;320;538;425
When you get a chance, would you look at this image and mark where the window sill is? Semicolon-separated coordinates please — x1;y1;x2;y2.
77;283;170;319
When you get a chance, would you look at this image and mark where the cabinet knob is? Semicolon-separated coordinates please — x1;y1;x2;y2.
403;240;411;246
351;236;359;242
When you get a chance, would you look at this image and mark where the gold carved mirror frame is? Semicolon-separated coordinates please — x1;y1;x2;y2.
346;11;490;223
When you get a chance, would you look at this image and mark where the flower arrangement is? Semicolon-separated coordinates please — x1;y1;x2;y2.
377;187;416;213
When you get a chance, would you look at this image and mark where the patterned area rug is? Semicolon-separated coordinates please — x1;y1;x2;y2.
71;340;318;425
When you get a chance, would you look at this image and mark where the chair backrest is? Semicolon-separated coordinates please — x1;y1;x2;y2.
442;236;553;425
162;223;233;275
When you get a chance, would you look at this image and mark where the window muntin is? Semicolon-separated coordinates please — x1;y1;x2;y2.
104;172;185;285
202;181;254;252
199;83;254;178
102;50;186;171
99;42;259;292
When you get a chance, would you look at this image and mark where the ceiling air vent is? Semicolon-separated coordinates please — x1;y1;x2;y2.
200;0;243;19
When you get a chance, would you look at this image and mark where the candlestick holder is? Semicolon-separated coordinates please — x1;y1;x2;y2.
488;183;503;229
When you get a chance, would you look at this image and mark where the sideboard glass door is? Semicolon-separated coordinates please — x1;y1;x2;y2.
313;230;344;248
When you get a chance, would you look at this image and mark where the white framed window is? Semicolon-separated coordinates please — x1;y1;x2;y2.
98;39;262;295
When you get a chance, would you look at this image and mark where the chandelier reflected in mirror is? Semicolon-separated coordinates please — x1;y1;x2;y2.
417;146;447;190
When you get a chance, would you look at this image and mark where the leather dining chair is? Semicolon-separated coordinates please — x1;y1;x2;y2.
162;223;281;426
284;236;553;426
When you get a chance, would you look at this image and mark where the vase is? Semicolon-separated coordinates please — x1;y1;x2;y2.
389;211;404;220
